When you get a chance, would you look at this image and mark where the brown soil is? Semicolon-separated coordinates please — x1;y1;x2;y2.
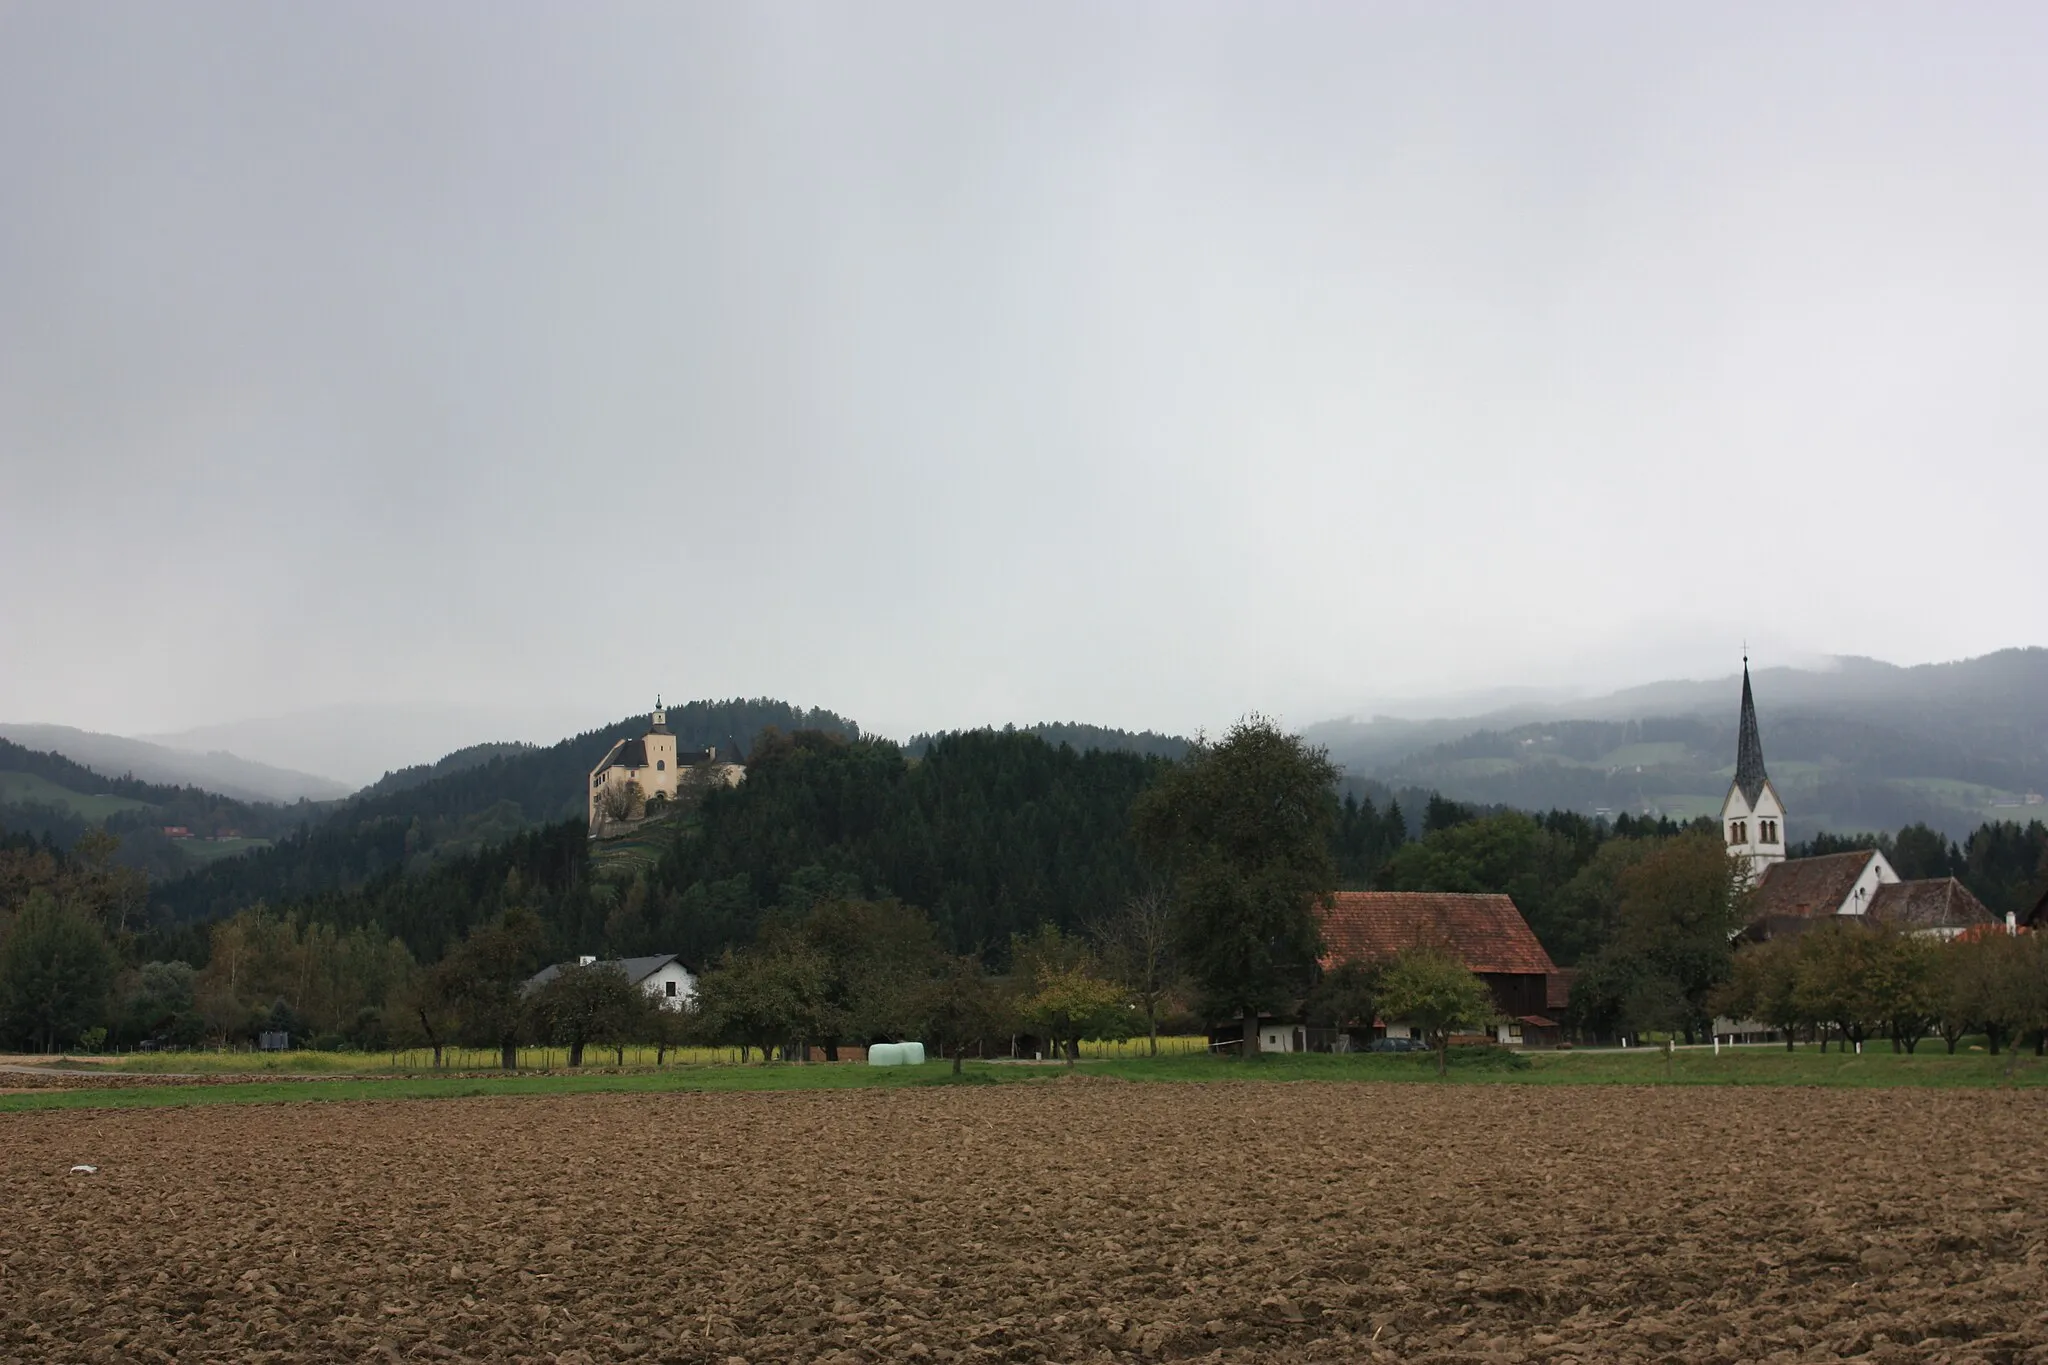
3;1083;2046;1363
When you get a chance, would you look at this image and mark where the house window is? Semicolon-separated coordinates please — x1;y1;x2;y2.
666;980;678;997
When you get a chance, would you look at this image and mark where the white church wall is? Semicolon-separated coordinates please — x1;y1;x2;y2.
1836;851;1900;918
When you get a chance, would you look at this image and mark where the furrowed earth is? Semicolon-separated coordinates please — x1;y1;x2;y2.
4;1081;2046;1363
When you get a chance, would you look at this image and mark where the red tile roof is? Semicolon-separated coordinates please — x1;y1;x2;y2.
1750;850;1877;922
1869;878;1995;931
1321;892;1558;977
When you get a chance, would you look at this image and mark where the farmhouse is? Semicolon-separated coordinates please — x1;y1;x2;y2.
588;700;745;835
1321;891;1564;1047
525;953;698;1009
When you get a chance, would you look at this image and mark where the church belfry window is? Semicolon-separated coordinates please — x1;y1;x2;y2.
656;759;666;771
1729;819;1748;845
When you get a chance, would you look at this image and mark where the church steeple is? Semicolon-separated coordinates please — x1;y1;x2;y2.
1734;656;1768;806
1723;655;1785;880
650;695;669;735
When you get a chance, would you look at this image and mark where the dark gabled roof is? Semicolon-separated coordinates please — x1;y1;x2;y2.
614;954;689;986
1868;878;1995;931
1322;892;1558;977
2028;885;2048;929
1733;662;1770;807
524;953;690;994
594;738;649;775
1749;850;1877;922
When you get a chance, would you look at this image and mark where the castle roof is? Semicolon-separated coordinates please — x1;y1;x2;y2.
593;738;648;775
1321;891;1557;977
1733;662;1770;806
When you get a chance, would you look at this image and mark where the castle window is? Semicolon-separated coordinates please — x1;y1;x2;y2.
656;759;666;771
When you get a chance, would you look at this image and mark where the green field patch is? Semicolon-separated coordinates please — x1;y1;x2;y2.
1594;742;1694;769
0;771;154;820
7;1043;2045;1113
173;836;273;864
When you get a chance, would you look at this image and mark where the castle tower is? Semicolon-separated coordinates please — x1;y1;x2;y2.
1720;658;1786;880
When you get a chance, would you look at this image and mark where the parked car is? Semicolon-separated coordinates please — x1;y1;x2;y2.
1368;1036;1429;1053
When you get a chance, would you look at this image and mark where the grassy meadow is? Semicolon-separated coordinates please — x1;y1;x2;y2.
6;1039;2047;1114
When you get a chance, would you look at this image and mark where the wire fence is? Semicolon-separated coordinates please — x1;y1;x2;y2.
100;1036;1217;1072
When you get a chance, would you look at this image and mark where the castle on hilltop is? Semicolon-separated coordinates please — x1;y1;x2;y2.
587;699;745;837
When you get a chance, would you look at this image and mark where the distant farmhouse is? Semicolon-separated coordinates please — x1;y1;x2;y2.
1321;891;1567;1049
588;699;745;837
1721;663;1996;942
525;953;698;1009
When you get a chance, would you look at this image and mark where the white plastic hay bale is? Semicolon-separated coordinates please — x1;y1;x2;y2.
899;1041;926;1065
867;1041;927;1066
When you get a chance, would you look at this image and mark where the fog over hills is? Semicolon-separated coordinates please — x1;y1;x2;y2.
1310;649;2048;839
0;723;351;804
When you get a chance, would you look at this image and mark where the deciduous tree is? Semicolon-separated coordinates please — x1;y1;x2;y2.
1132;717;1336;1058
1377;947;1496;1076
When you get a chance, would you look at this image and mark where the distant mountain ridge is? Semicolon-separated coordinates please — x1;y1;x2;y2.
0;723;351;803
1316;649;2048;839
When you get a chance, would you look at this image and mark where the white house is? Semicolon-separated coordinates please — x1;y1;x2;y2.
524;953;697;1009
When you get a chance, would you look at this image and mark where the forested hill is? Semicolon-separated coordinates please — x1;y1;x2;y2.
904;722;1190;761
203;727;1171;967
0;737;319;877
144;698;860;925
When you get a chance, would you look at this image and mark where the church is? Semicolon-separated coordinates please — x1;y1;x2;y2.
1721;663;1993;940
587;700;745;835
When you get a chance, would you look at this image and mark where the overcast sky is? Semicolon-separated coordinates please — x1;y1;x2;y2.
4;2;2044;763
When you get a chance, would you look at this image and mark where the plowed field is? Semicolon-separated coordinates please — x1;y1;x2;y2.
4;1081;2046;1363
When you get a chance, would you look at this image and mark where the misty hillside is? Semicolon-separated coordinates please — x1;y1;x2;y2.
0;723;351;803
0;737;324;878
145;698;861;923
1340;649;2048;838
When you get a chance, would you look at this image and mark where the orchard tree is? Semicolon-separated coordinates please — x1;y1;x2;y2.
918;954;1008;1074
1132;717;1337;1058
1377;946;1496;1076
1714;936;1808;1050
437;908;550;1070
532;960;645;1067
1089;887;1184;1056
1010;925;1128;1064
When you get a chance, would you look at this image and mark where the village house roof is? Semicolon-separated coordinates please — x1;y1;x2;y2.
1321;891;1558;977
1867;878;1995;932
1749;850;1877;922
525;953;691;994
1733;662;1771;807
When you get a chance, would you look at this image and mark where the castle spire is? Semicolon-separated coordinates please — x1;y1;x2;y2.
1734;658;1768;805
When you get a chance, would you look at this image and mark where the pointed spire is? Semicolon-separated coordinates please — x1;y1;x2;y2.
1734;659;1768;805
